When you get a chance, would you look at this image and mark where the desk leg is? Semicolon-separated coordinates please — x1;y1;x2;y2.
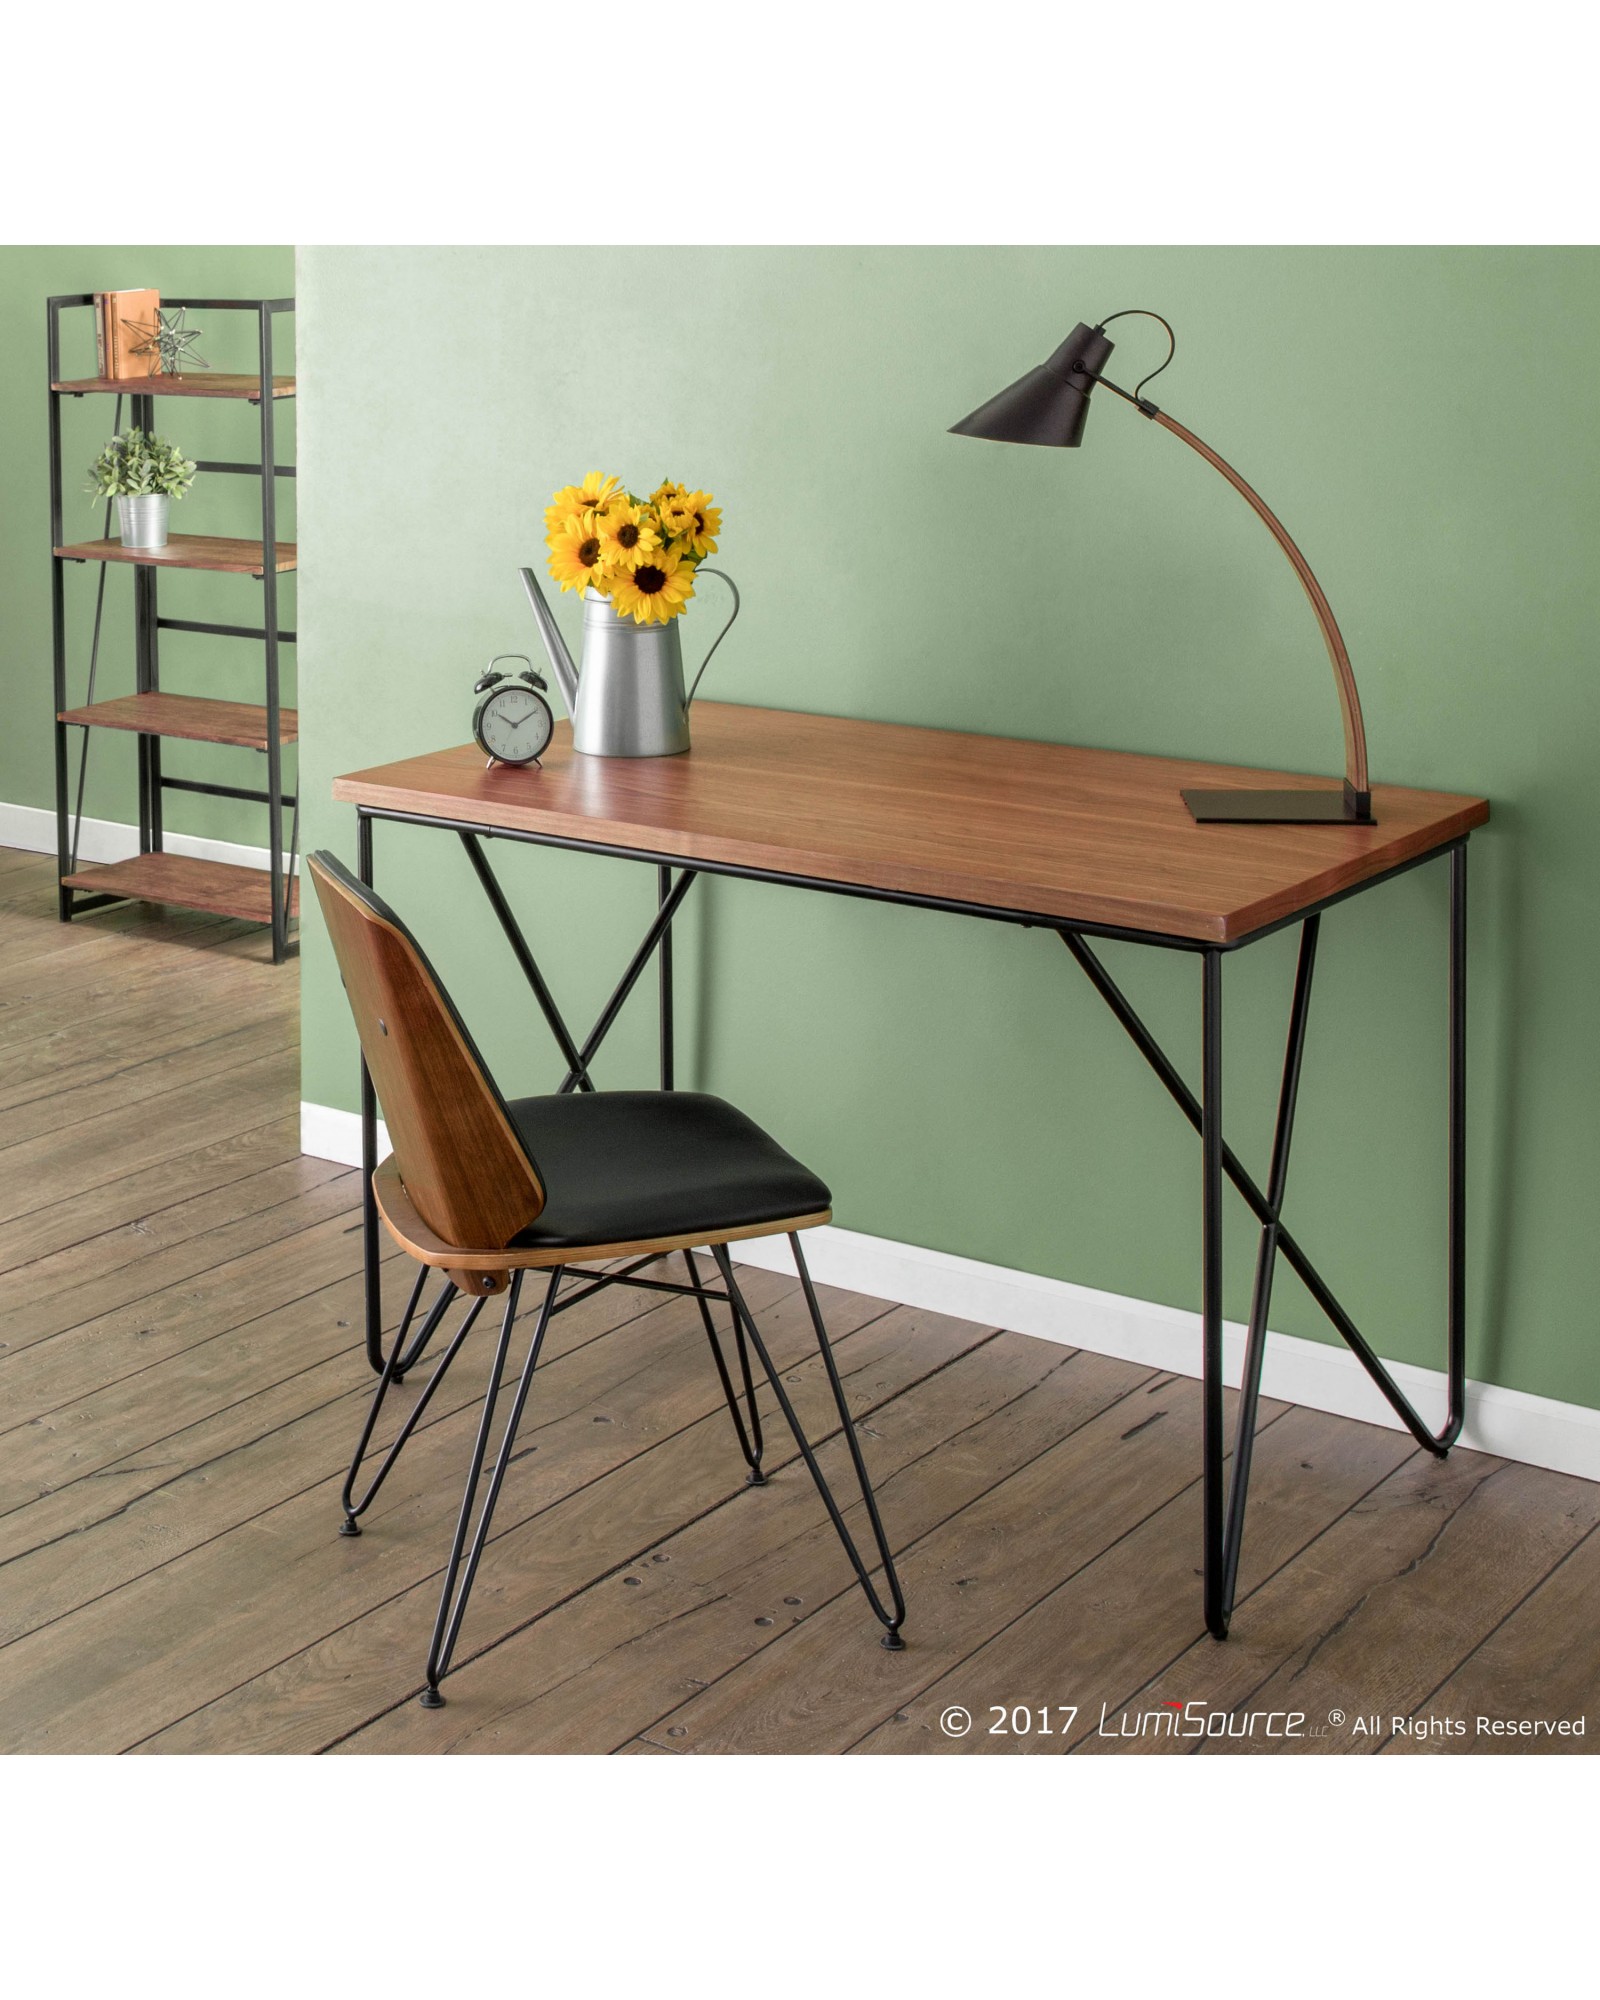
1220;917;1321;1622
1446;841;1467;1440
1200;949;1227;1638
1063;841;1470;1539
659;864;674;1091
358;811;385;1375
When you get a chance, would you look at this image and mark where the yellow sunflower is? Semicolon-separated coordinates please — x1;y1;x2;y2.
547;510;609;596
607;546;696;625
656;488;696;541
544;471;625;535
679;490;721;558
597;502;661;570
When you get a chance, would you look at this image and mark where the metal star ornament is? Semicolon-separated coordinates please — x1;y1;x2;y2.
124;306;211;376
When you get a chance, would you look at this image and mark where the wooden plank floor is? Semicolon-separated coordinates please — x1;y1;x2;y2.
1;845;1595;1756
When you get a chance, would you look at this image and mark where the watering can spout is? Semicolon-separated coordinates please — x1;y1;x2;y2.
517;567;581;717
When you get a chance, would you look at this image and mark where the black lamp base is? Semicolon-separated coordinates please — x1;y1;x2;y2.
1182;782;1374;826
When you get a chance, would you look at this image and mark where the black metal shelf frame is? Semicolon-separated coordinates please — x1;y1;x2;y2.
46;294;298;962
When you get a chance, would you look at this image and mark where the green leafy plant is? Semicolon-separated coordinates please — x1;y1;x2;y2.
86;429;197;502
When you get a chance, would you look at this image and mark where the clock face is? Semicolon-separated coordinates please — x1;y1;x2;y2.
479;685;553;764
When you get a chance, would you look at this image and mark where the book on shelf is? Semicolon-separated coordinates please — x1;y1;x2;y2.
94;288;162;380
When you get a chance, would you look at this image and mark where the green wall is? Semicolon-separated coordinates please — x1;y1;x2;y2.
297;246;1600;1412
0;246;295;842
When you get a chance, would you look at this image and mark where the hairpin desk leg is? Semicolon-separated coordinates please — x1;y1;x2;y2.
1445;841;1467;1443
1200;948;1228;1639
358;810;385;1375
659;864;675;1092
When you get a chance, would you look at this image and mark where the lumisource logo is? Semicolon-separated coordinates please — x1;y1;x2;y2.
1097;1699;1308;1741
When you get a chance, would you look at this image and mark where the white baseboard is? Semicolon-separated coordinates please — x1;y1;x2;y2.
0;800;288;874
301;1101;390;1168
299;1098;1600;1486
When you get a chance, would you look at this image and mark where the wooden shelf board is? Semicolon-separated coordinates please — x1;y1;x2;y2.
62;853;297;926
57;692;297;751
54;534;296;574
53;373;295;400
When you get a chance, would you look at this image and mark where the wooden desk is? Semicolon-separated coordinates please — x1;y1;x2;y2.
336;702;1486;947
335;703;1489;1640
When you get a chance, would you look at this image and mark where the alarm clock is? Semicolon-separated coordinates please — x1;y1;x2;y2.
473;654;554;768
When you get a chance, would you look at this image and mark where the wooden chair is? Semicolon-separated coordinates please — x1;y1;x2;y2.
308;850;906;1708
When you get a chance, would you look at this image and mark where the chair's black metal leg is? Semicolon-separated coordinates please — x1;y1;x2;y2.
340;1281;489;1535
339;1265;431;1535
712;1240;907;1648
422;1267;563;1707
1200;950;1227;1640
1219;916;1320;1621
682;1250;765;1481
388;1263;428;1374
361;1263;430;1391
393;1270;452;1381
728;1271;765;1479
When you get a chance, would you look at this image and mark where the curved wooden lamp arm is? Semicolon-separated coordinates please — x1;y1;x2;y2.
1098;370;1371;810
1151;411;1368;803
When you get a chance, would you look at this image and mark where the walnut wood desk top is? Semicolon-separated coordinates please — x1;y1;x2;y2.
334;703;1489;946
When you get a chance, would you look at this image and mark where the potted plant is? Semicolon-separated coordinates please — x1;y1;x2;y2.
527;472;740;757
87;428;197;552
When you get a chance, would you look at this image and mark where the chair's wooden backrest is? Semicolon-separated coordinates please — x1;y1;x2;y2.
308;851;545;1253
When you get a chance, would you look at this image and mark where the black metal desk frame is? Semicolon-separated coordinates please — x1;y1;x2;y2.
353;803;1468;1641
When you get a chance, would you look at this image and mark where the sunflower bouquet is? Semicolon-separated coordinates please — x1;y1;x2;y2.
545;471;721;626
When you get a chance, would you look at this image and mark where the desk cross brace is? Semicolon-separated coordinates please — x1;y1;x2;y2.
354;810;1467;1646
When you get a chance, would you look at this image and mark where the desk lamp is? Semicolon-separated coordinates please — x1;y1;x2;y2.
951;310;1373;824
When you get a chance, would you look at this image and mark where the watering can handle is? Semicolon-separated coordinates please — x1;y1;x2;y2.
683;568;740;709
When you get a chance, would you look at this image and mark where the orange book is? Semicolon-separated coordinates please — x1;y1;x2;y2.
102;288;162;379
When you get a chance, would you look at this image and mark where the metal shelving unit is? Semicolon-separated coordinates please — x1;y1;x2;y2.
47;294;298;962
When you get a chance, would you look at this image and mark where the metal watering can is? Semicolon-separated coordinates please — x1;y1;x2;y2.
517;564;739;758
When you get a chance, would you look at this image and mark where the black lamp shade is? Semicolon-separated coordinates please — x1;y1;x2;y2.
949;322;1115;447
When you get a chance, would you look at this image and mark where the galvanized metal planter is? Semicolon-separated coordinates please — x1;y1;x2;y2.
519;565;740;758
116;493;169;550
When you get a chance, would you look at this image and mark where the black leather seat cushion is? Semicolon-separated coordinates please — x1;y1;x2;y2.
505;1091;831;1251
